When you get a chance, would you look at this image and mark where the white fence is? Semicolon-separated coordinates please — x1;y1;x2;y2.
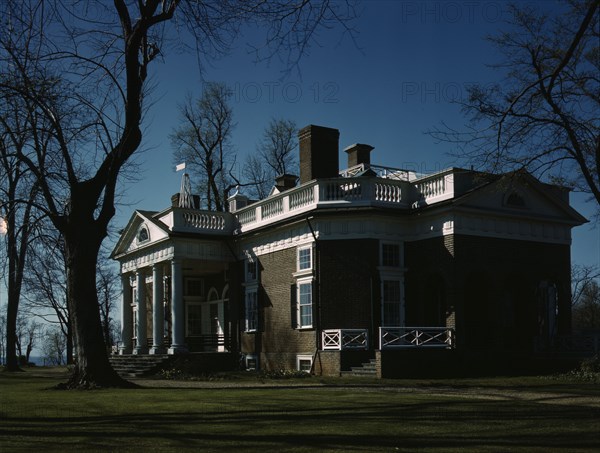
322;329;369;350
379;327;455;349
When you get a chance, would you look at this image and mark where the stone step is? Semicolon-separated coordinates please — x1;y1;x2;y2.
109;354;171;378
342;358;377;377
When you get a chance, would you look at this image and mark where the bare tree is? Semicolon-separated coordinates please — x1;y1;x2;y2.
243;118;298;199
0;0;357;388
171;83;236;211
0;77;43;371
258;118;298;176
42;326;66;366
97;261;120;352
243;154;272;200
22;228;73;364
572;264;600;307
15;313;42;365
573;280;600;331
429;1;599;213
0;309;6;365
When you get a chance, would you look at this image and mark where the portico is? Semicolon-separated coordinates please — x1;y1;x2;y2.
112;206;236;355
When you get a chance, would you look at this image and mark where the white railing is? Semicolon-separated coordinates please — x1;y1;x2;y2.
289;185;315;209
322;329;369;350
234;177;410;232
379;327;455;349
534;335;600;354
413;170;455;204
172;208;234;234
261;197;284;219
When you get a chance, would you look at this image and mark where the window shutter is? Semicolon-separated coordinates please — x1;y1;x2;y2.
290;284;297;329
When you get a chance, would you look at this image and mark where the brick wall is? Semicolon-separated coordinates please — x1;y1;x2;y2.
241;246;316;371
240;238;380;371
319;239;379;331
405;234;572;353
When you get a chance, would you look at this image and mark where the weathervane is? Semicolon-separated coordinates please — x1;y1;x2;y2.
175;163;194;209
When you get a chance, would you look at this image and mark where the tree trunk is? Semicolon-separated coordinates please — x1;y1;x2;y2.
62;218;132;388
66;324;74;365
5;208;22;372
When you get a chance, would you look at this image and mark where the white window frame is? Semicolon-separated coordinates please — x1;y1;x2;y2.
185;278;205;298
297;278;313;329
296;354;313;373
381;278;404;327
244;289;259;332
245;259;258;283
297;245;313;272
185;301;203;336
245;354;258;371
137;225;150;244
380;241;402;268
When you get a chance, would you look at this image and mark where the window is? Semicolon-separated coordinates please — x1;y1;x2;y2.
382;243;400;267
185;278;204;297
137;226;149;243
246;260;257;282
298;281;313;328
297;355;313;373
506;192;526;207
186;303;202;336
245;354;258;371
298;246;312;271
245;290;258;332
382;280;402;326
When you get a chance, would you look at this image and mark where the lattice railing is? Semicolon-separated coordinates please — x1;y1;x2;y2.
379;327;455;349
534;335;600;354
322;329;369;350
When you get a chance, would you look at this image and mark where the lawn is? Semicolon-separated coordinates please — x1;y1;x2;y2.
1;368;599;452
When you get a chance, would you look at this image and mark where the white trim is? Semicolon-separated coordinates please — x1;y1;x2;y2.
296;277;314;329
296;354;313;373
297;245;313;272
185;301;203;336
245;354;258;371
244;288;259;332
380;240;403;267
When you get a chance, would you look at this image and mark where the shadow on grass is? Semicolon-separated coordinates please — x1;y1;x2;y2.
2;394;599;451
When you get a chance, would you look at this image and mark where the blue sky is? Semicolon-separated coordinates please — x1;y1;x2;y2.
118;0;598;270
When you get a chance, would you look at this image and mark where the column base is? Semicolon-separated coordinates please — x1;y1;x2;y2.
119;346;132;355
150;346;167;355
168;345;189;354
133;346;149;355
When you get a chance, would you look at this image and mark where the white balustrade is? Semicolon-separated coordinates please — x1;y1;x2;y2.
229;171;460;234
414;171;454;204
379;327;455;349
289;185;315;209
237;208;256;225
261;198;284;219
172;208;232;234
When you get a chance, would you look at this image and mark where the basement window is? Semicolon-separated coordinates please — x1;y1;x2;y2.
297;355;313;373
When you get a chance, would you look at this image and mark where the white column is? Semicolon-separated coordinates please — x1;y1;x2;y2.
169;259;188;354
150;264;165;354
134;270;148;354
119;273;133;354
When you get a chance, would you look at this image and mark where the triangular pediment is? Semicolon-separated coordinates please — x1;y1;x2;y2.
453;172;587;225
111;210;170;258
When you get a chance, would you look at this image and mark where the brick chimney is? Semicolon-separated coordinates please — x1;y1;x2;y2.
299;125;340;184
275;174;298;192
345;143;374;168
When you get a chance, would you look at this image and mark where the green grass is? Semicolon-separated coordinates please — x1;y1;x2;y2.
1;367;599;452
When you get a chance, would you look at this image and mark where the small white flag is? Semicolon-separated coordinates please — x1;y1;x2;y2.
175;163;186;172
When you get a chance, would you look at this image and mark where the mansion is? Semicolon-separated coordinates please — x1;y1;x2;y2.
112;125;586;376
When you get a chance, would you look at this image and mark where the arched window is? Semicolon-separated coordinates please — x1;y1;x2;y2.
137;226;149;243
505;192;526;208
